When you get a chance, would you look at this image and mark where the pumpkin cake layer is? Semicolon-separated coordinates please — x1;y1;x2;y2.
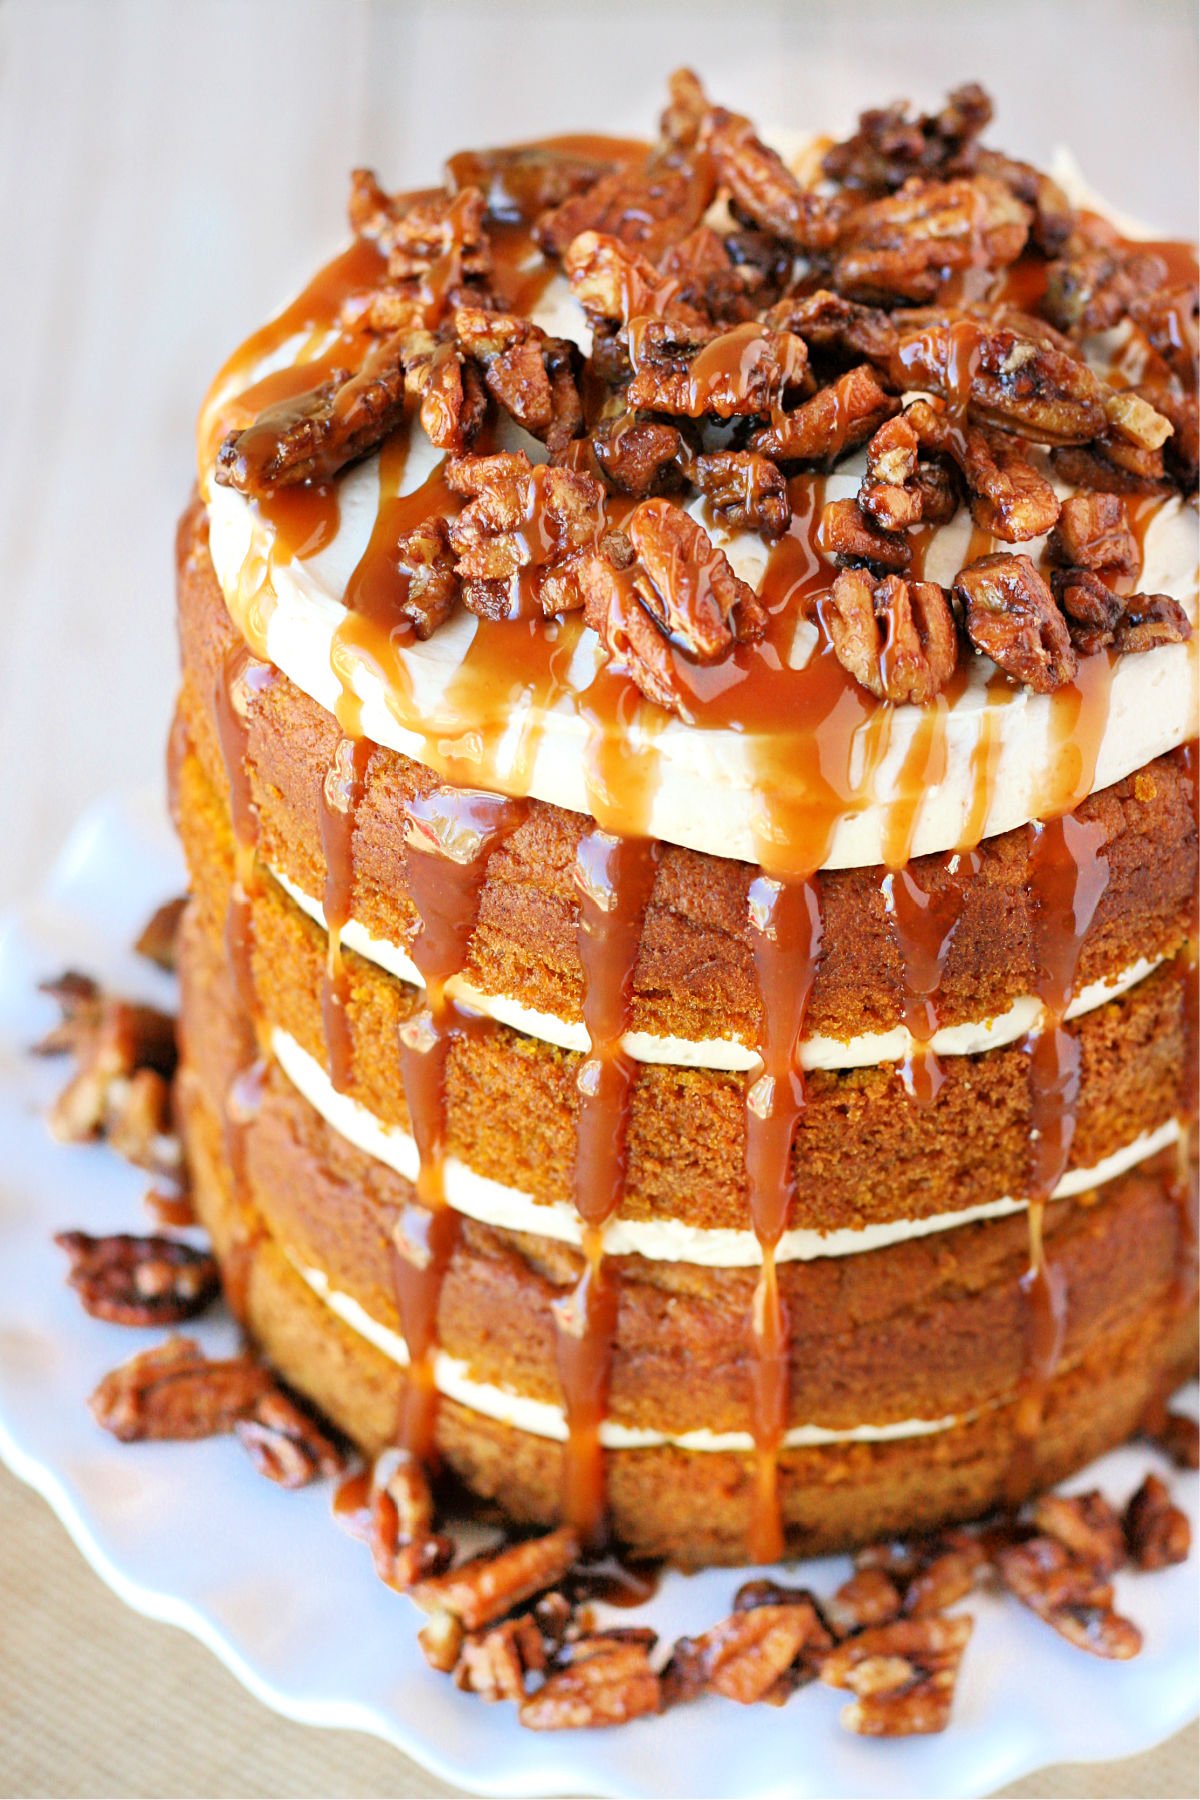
178;1031;1197;1565
176;740;1190;1240
176;502;1198;1061
177;893;1194;1443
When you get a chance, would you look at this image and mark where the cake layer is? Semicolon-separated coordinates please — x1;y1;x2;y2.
177;738;1191;1239
177;500;1198;1063
178;892;1195;1442
179;1034;1197;1563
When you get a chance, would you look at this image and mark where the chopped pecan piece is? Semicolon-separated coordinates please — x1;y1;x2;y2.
995;1537;1142;1657
1046;492;1139;574
54;1231;218;1327
216;336;413;495
453;306;581;452
1044;224;1169;336
519;1631;662;1730
1129;283;1199;389
1123;1473;1191;1570
564;231;691;327
1050;441;1173;498
445;451;605;618
411;1527;580;1632
1031;1490;1127;1577
826;1567;903;1635
33;969;102;1057
822;83;993;193
535;153;713;261
831;176;1029;305
766;289;900;371
47;995;181;1180
89;1337;275;1442
234;1388;345;1489
622;499;760;659
399;332;488;453
704;107;848;250
364;1446;453;1588
1143;1409;1200;1470
664;1600;832;1707
626;317;809;419
418;1609;465;1674
446;142;616;226
386;517;459;639
819;1615;973;1736
590;414;683;497
348;171;490;283
750;364;898;465
660;67;708;150
1055;570;1192;656
958;425;1060;542
819;498;912;572
1104;386;1174;452
892;316;1107;444
953;552;1076;691
973;149;1074;256
692;451;791;538
454;1613;548;1702
134;897;187;973
826;569;957;703
859;413;964;530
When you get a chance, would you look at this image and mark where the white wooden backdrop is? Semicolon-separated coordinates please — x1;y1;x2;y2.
1;0;1196;908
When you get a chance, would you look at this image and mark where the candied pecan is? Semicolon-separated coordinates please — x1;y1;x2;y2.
365;1446;453;1588
822;84;993;194
1104;386;1174;452
1045;225;1169;336
819;1615;973;1737
89;1337;274;1443
660;226;782;324
54;1231;217;1327
411;1527;580;1632
419;1609;465;1674
1046;492;1139;574
751;364;898;466
958;425;1060;542
216;337;411;495
859;413;963;530
33;970;102;1057
399;332;487;453
1108;592;1192;654
826;1567;903;1635
953;552;1076;691
446;143;616;226
348;171;490;283
535;153;714;261
578;542;686;714
733;1578;825;1613
235;1389;345;1489
47;995;180;1179
1129;283;1199;389
453;306;581;452
590;413;683;497
766;289;900;371
692;451;791;538
564;231;692;327
819;498;912;572
1124;1473;1192;1569
831;176;1029;305
1049;566;1124;643
445;451;605;618
104;1067;180;1180
995;1537;1142;1657
660;67;708;151
973;149;1074;256
385;517;459;639
664;1600;831;1707
826;569;957;703
1143;1410;1200;1470
454;1612;548;1702
625;317;809;420
1031;1490;1127;1577
1050;440;1171;497
519;1631;662;1730
892;316;1108;444
901;1537;988;1618
624;499;758;659
134;897;187;973
1136;383;1199;492
704;108;847;250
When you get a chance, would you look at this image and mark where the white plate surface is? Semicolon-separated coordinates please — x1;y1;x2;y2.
0;790;1195;1800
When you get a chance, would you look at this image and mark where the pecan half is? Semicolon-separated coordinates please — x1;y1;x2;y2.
664;1600;832;1707
33;970;103;1057
590;413;684;497
47;995;181;1180
766;289;900;371
973;149;1074;256
1129;283;1199;389
958;424;1060;542
519;1631;662;1730
819;1615;973;1736
660;67;708;151
994;1536;1142;1658
1143;1410;1200;1471
892;317;1107;445
445;451;604;618
854;1531;987;1618
625;317;809;419
693;451;791;538
819;498;912;572
859;413;963;530
54;1231;217;1327
365;1446;453;1588
348;172;490;283
953;552;1076;691
1123;1473;1192;1570
704;107;848;250
831;177;1029;305
387;516;459;639
750;364;898;465
453;306;581;453
622;499;761;660
1030;1490;1127;1577
535;153;714;262
446;142;616;226
826;569;957;703
1046;492;1139;574
134;897;187;973
564;231;693;328
578;539;687;714
1051;441;1174;499
234;1389;346;1488
454;1613;549;1702
1044;223;1169;336
826;1567;903;1635
822;83;993;194
89;1337;275;1442
411;1527;580;1632
1054;569;1191;655
399;332;488;452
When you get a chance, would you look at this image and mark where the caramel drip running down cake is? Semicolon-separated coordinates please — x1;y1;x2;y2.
173;72;1199;1566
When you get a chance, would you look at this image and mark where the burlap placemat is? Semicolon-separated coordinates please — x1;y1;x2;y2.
1;1465;1194;1799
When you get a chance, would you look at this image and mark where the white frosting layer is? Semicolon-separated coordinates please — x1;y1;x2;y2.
271;1026;1178;1267
290;1252;968;1450
274;861;1163;1073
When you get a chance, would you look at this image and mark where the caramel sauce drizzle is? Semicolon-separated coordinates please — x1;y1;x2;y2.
318;736;373;1092
882;849;981;1108
1007;810;1111;1502
554;829;661;1549
743;873;823;1562
392;787;526;1462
